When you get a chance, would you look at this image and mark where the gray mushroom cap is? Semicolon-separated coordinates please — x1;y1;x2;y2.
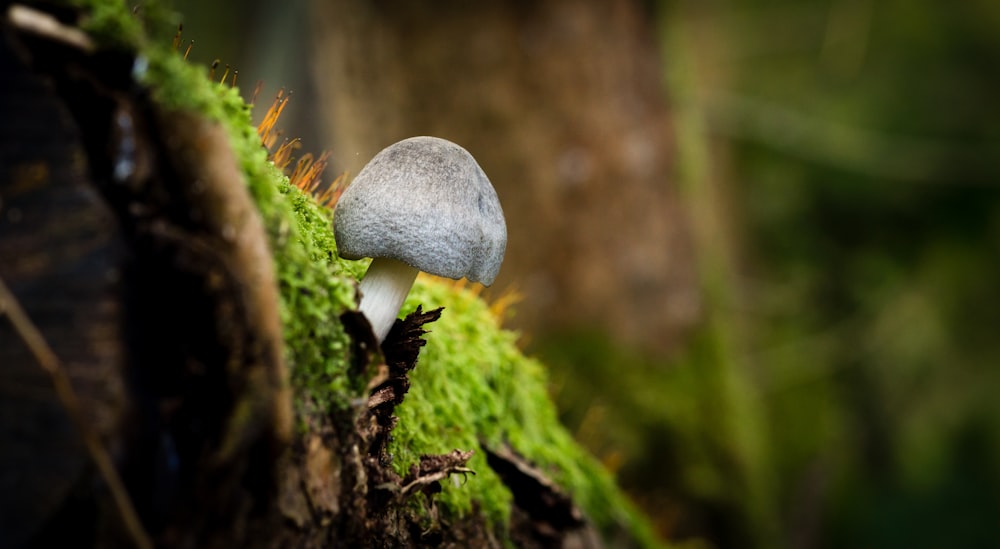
333;136;508;285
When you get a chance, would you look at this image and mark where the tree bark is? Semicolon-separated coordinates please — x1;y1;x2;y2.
1;10;290;545
312;0;702;352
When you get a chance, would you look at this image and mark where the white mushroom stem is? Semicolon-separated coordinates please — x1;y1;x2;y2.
358;257;420;342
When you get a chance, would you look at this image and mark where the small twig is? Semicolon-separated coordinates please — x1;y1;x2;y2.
399;467;476;497
398;449;477;498
0;277;153;549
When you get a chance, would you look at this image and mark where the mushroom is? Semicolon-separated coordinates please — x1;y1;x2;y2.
333;136;507;342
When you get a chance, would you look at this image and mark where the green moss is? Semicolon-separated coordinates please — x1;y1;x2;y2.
76;0;364;414
393;283;663;546
74;1;664;544
74;0;147;48
145;57;363;414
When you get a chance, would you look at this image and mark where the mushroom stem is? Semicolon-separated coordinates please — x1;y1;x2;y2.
358;257;420;342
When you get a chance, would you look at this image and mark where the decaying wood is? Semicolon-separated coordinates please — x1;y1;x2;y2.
364;305;443;465
485;444;605;549
1;4;640;547
1;7;289;546
274;307;486;548
1;9;131;545
0;277;152;549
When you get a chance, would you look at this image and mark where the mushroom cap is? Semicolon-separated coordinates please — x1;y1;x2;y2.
333;136;508;286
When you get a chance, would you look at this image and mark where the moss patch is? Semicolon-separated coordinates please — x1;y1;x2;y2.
394;282;663;546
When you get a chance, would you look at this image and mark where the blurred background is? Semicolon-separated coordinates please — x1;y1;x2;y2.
170;0;1000;547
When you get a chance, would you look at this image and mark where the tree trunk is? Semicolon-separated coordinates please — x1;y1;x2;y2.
312;0;701;352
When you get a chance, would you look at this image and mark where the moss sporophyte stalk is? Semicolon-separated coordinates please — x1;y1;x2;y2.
72;1;664;545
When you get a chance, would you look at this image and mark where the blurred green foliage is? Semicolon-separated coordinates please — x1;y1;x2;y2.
543;1;1000;547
